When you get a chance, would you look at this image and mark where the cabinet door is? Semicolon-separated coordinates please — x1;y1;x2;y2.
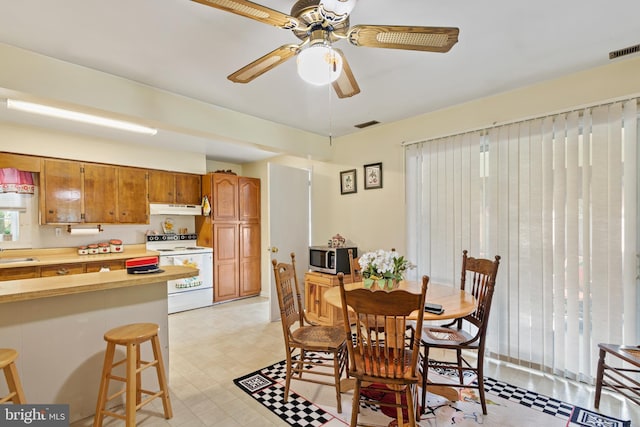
42;159;82;223
239;177;260;222
239;222;261;296
0;267;38;281
83;163;118;223
148;170;175;203
117;167;148;224
212;174;238;221
84;260;125;272
175;173;201;205
40;263;85;277
213;223;239;301
316;284;335;325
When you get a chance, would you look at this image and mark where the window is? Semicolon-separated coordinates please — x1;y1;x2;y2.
0;192;36;249
0;210;19;241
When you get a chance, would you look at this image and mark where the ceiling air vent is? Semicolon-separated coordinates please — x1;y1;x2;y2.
609;44;640;60
354;120;380;129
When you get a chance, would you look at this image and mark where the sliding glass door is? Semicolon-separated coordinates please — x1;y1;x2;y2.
405;99;639;381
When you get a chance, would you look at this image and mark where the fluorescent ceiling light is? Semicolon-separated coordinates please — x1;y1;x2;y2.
6;99;157;135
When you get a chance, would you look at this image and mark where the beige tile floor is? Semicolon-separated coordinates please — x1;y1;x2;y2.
72;296;639;426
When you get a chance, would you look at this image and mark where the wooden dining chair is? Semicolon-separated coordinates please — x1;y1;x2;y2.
348;248;361;283
420;250;500;415
271;253;348;413
338;273;429;427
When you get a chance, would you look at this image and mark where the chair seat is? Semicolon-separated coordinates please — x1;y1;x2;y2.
422;326;479;348
291;325;345;350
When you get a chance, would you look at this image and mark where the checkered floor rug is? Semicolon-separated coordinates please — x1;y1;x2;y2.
233;358;631;427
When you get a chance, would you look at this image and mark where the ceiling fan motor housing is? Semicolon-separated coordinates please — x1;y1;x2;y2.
291;0;349;42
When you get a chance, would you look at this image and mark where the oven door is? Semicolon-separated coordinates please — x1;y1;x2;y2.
160;252;213;313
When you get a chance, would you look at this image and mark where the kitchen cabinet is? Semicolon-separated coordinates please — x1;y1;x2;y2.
239;177;261;222
213;222;239;301
196;173;261;303
0;152;41;172
211;173;238;221
116;167;148;224
0;258;131;281
175;173;201;204
239;222;261;296
40;263;85;277
0;267;39;281
148;171;201;205
40;158;149;225
83;163;118;223
41;159;83;224
304;271;353;326
84;260;125;273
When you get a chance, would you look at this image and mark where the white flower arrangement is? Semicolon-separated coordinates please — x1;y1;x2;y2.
358;249;414;290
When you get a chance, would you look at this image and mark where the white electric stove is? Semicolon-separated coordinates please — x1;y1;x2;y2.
146;233;213;313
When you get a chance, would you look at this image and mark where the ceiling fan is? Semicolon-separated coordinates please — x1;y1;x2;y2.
191;0;459;98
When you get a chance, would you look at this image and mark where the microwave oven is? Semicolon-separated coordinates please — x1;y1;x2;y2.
309;246;357;275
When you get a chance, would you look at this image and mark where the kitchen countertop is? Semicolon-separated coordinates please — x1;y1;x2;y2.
0;244;160;268
0;264;197;303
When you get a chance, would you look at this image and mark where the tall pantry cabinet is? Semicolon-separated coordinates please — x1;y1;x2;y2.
196;173;261;303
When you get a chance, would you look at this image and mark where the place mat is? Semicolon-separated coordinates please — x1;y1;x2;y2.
234;357;631;427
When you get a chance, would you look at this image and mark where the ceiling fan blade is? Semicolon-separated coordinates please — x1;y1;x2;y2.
332;49;360;98
191;0;300;29
347;25;459;53
228;44;301;83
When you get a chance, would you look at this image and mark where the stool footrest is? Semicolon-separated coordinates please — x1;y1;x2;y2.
0;391;17;404
101;410;126;421
136;390;166;410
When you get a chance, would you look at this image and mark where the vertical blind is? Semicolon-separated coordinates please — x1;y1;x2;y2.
405;99;638;380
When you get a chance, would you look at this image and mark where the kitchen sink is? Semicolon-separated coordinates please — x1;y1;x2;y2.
0;257;38;264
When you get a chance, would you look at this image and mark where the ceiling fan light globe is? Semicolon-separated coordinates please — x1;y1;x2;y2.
319;0;357;23
297;45;343;86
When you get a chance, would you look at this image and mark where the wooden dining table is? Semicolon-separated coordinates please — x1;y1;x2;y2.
323;280;477;322
323;279;478;402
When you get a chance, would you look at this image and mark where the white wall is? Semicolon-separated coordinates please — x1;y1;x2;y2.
262;56;640;263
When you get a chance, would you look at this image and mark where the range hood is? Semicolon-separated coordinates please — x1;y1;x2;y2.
149;203;202;216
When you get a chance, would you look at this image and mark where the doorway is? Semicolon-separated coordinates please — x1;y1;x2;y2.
268;163;311;322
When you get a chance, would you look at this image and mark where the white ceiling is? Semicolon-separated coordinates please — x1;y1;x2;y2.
0;0;639;163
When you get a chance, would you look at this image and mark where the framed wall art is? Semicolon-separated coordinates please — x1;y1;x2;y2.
364;162;383;190
340;169;357;195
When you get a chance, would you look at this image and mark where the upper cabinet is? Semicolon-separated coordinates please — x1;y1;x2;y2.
83;163;118;223
41;159;83;224
40;159;149;225
238;177;260;222
148;170;201;205
33;153;201;225
212;174;239;221
117;167;148;223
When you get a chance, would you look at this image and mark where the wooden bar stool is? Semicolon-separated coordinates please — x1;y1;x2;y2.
93;323;172;427
0;348;26;404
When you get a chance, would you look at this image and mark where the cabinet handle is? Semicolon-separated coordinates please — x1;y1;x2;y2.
57;268;69;275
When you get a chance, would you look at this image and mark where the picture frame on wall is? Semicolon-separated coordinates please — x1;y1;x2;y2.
364;162;383;189
340;169;357;195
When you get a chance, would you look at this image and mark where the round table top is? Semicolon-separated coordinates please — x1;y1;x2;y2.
323;280;477;321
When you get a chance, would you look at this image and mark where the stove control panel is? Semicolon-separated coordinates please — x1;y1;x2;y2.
146;233;198;242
